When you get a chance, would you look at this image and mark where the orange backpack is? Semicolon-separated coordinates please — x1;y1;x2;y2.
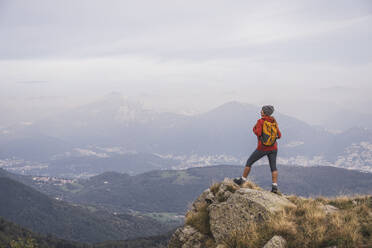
260;120;278;146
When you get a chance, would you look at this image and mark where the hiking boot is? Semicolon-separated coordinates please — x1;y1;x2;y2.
271;185;282;195
233;177;245;186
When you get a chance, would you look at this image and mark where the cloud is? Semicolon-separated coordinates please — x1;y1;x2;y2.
20;121;33;126
74;148;109;158
0;0;371;128
0;0;371;63
15;81;48;84
27;95;64;101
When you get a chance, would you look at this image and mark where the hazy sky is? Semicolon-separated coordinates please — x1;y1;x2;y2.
1;0;372;126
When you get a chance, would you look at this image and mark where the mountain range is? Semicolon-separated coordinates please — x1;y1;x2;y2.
1;94;372;177
2;164;371;215
0;175;174;243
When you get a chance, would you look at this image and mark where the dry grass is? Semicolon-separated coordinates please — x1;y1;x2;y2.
210;182;221;195
241;180;261;190
205;238;216;248
185;202;211;235
224;183;239;193
192;182;371;248
209;179;260;195
222;222;272;248
222;195;372;248
209;180;239;202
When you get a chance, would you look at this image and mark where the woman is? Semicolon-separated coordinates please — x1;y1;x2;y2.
234;105;282;194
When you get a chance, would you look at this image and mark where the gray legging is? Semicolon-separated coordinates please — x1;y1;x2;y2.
245;149;277;172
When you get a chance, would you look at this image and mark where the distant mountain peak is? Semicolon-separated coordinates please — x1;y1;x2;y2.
218;101;257;109
201;101;259;119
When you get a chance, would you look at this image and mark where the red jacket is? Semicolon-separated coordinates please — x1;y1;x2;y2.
253;116;282;151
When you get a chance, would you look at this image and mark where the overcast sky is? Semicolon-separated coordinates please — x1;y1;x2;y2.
0;0;372;126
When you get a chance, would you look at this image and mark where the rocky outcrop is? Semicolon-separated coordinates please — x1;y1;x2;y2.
321;204;339;214
168;225;209;248
208;187;295;244
168;179;295;248
263;235;287;248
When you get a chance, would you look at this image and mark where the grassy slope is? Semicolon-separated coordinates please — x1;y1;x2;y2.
0;216;171;248
0;177;168;243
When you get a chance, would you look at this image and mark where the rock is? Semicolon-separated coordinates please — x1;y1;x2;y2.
208;188;296;243
216;244;227;248
210;178;240;203
189;189;215;213
170;180;297;247
263;235;287;248
321;204;339;214
168;225;209;248
189;179;239;214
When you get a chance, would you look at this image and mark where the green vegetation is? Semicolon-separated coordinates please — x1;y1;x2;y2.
0;217;88;248
0;216;171;248
173;171;199;185
93;233;171;248
159;171;177;178
160;170;198;185
142;212;183;225
0;177;170;243
10;237;38;248
61;182;84;193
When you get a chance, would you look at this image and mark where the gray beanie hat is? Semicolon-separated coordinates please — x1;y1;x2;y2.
262;105;274;116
